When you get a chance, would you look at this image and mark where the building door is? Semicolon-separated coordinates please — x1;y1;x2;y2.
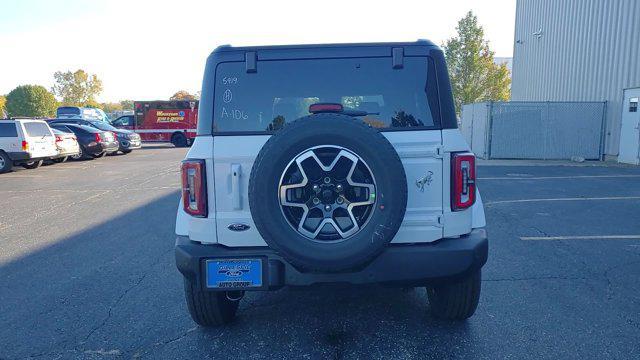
618;88;640;165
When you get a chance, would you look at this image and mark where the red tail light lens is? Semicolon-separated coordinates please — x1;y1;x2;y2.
309;103;344;114
94;133;102;142
181;159;207;217
22;140;28;151
451;152;476;211
55;135;63;142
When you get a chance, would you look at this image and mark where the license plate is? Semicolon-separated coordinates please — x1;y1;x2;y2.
206;259;262;289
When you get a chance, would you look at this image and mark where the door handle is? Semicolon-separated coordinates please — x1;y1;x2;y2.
231;163;241;210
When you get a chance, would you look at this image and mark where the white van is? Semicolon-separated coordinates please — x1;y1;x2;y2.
0;119;58;173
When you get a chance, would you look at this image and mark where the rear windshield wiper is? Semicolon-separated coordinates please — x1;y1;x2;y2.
342;110;380;117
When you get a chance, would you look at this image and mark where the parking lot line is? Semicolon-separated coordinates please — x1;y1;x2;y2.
520;235;640;240
485;196;640;205
479;174;640;180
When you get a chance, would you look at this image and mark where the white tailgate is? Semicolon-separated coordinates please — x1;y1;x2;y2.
27;136;56;158
212;131;444;246
213;135;271;246
383;131;443;243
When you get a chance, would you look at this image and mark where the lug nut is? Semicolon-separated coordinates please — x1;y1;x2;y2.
323;177;331;184
336;184;343;192
312;184;320;193
313;198;320;205
336;197;344;204
324;205;331;212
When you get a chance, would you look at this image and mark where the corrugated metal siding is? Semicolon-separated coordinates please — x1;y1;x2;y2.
511;0;640;156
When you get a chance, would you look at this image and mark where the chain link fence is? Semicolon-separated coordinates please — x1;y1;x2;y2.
460;101;606;160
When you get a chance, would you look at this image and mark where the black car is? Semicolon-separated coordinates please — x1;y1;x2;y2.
49;123;119;160
48;119;141;154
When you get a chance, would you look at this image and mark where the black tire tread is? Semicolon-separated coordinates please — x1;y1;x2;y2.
183;278;239;327
172;133;188;147
22;160;43;169
427;270;481;320
0;151;12;173
248;114;407;271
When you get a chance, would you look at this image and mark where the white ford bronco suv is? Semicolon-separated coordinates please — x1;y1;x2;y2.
175;41;487;326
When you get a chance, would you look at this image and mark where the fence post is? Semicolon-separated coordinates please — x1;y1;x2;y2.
486;101;494;159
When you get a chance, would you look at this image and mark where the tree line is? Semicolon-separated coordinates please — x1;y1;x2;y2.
1;11;508;119
0;68;199;118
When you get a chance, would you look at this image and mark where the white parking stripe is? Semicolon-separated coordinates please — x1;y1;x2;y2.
486;196;640;205
521;235;640;240
480;174;640;180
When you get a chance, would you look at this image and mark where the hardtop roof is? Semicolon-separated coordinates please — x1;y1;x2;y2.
212;40;436;52
209;40;440;59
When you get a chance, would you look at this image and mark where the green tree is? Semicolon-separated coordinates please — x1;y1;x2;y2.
52;69;103;106
443;11;511;115
5;85;58;117
170;90;197;101
0;95;6;117
120;100;134;110
101;102;123;113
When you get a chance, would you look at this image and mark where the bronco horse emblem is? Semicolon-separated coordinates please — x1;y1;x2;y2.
415;171;434;192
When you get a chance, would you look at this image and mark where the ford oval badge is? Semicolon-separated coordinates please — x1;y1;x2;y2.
228;223;250;232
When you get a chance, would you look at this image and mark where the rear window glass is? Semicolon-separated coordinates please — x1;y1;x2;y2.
89;121;117;131
23;122;52;137
51;125;73;133
213;57;436;133
57;107;81;116
0;123;18;137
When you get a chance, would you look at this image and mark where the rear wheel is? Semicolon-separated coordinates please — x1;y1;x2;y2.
22;160;43;169
0;151;13;173
183;278;240;327
427;270;481;320
92;151;107;158
122;149;132;154
172;133;188;147
52;156;68;163
71;147;86;161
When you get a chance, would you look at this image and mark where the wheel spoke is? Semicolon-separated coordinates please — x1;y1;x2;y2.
279;146;376;241
279;160;308;207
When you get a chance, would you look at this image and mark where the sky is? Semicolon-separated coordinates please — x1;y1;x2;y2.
0;0;517;103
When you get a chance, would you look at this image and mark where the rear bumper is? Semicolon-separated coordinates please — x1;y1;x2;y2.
86;142;119;154
6;151;51;162
175;229;488;290
54;147;80;158
119;139;142;151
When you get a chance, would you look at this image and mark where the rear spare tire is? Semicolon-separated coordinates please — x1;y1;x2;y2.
248;114;407;272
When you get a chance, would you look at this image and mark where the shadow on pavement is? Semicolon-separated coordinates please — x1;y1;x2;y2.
0;189;481;359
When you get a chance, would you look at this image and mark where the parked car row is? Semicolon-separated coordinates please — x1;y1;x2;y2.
0;118;141;174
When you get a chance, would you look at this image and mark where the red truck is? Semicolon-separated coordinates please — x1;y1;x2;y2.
111;100;198;147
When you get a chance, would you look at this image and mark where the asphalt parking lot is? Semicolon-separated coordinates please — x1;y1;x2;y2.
1;147;640;359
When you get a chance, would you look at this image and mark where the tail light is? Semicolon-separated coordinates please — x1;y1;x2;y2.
22;140;29;151
309;103;344;114
55;135;63;143
94;133;102;142
451;152;476;211
181;159;207;217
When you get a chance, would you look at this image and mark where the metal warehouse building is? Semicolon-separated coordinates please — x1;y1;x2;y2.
511;0;640;160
